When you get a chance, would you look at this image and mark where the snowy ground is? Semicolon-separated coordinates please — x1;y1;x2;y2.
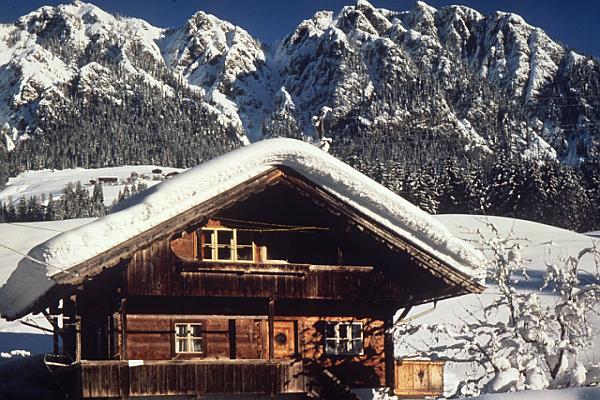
0;219;93;352
468;387;600;399
0;165;183;206
397;214;600;395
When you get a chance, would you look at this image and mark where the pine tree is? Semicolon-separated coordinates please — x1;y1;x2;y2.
26;195;44;222
46;194;57;221
91;183;105;217
16;196;27;221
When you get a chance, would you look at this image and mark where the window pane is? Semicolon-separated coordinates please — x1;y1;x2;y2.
191;325;202;337
325;323;335;339
351;323;362;339
339;324;348;339
237;246;253;261
201;231;212;259
325;339;337;355
337;340;350;355
217;246;232;260
176;325;186;336
177;338;188;352
325;323;363;355
191;338;203;353
201;245;212;260
217;230;233;245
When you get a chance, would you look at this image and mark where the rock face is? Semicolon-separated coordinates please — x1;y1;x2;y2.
0;0;599;165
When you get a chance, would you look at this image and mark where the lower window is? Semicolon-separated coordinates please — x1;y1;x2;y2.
324;322;364;355
175;323;203;354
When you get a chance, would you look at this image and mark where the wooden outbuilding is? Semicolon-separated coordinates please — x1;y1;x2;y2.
96;176;119;185
0;139;484;399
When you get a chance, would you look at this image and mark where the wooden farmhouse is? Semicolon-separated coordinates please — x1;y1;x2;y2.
0;139;485;399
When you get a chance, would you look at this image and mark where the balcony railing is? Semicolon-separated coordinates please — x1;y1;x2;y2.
78;359;306;398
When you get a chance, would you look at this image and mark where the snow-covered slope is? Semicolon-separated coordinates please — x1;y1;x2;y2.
160;11;274;140
398;214;600;395
0;165;183;206
400;214;600;329
469;387;600;400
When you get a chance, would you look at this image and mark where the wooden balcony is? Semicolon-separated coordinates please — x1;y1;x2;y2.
77;358;306;398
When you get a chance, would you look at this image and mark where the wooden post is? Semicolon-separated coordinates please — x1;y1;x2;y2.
121;298;127;360
229;319;237;359
47;304;59;355
268;298;275;360
62;296;76;360
75;315;82;362
384;316;395;390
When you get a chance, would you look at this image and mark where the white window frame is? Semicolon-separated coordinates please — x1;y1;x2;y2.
200;227;253;262
174;323;203;354
324;322;364;356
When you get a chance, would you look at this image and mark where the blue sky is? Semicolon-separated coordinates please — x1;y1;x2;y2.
2;1;599;57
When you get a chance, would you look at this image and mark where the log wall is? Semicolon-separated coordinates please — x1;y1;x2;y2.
126;237;408;302
117;313;386;389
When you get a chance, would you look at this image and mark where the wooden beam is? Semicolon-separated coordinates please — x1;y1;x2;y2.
19;320;53;334
50;306;59;355
75;315;82;362
62;295;76;360
384;316;395;390
268;298;275;360
229;319;237;359
394;305;413;325
120;298;127;360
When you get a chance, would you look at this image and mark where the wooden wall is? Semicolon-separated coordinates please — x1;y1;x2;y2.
118;313;386;389
121;315;266;361
126;237;409;303
299;317;386;388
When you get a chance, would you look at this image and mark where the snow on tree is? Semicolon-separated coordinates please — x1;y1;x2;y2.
395;221;600;396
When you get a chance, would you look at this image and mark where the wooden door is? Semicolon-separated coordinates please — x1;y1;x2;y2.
273;320;296;358
395;359;444;397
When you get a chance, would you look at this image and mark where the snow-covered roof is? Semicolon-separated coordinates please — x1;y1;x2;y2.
0;138;485;319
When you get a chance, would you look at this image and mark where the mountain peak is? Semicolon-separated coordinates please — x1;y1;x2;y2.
414;1;437;14
355;0;375;10
0;0;596;167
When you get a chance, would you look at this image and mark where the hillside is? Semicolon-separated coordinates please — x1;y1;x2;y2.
0;0;599;229
0;1;599;159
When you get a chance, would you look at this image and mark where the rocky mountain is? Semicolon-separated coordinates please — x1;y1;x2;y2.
1;1;599;160
0;0;599;229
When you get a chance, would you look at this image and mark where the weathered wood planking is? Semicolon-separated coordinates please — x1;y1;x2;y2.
79;359;304;398
394;359;444;398
122;314;266;361
127;238;408;302
113;313;386;390
300;316;387;388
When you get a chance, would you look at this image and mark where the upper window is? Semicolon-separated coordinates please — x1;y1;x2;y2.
175;323;203;354
324;322;364;356
200;227;254;262
170;219;273;263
